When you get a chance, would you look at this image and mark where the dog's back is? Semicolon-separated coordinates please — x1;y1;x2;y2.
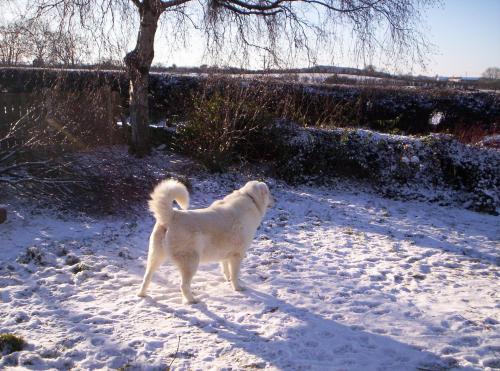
166;192;262;262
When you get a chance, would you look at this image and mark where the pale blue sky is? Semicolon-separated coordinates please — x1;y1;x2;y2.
2;0;499;76
153;0;500;77
422;0;500;77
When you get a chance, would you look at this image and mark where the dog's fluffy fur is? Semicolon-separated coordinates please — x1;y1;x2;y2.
138;179;272;304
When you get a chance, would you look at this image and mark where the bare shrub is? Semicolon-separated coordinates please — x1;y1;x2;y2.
176;79;275;171
0;113;84;200
37;82;124;150
452;120;495;145
0;78;124;203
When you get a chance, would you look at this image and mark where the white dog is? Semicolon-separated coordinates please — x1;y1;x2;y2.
137;179;273;304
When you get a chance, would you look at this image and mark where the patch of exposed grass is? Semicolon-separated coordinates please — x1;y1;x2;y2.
16;246;45;265
0;333;25;355
71;262;90;274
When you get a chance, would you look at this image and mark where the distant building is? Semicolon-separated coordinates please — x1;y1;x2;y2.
435;75;449;82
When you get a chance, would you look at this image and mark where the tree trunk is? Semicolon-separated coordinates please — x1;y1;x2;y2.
124;1;161;156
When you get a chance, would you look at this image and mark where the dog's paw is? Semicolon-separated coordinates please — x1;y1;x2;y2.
233;284;246;292
183;298;199;305
137;290;147;297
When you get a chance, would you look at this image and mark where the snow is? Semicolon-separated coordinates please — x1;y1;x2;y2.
430;111;445;126
479;134;500;149
1;149;499;370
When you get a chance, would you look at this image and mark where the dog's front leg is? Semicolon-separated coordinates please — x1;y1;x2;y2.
220;261;231;282
228;255;245;291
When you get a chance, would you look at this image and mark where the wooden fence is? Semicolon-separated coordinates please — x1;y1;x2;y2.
0;68;131;145
0;92;33;128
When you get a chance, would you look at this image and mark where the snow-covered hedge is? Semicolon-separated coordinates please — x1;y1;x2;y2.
262;121;499;214
2;68;499;139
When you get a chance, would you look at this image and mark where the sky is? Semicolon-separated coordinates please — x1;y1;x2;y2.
2;0;499;77
151;0;500;77
420;0;500;77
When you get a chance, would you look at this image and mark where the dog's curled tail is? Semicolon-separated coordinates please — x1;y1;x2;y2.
149;179;189;226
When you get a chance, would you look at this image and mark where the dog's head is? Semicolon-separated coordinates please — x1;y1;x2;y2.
241;180;275;213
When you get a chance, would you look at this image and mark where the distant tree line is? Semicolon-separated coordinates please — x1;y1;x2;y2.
0;20;89;67
482;67;500;80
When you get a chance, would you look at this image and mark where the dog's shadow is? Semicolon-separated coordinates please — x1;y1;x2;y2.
146;287;455;370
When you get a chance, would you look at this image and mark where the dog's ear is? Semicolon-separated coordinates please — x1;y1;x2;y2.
257;182;269;203
258;182;275;208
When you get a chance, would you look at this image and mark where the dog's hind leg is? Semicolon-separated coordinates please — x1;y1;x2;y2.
228;255;244;291
138;223;167;297
220;261;230;282
175;252;199;304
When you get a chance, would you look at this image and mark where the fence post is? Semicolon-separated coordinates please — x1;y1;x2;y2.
104;84;113;132
0;205;6;224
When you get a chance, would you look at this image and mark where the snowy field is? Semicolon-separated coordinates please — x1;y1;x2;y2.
0;150;499;370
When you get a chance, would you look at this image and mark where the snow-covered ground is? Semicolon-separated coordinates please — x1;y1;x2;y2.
1;150;499;370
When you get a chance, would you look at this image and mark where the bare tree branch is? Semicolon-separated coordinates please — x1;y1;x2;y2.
160;0;192;10
131;0;143;8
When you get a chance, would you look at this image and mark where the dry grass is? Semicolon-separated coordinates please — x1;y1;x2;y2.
0;333;25;355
